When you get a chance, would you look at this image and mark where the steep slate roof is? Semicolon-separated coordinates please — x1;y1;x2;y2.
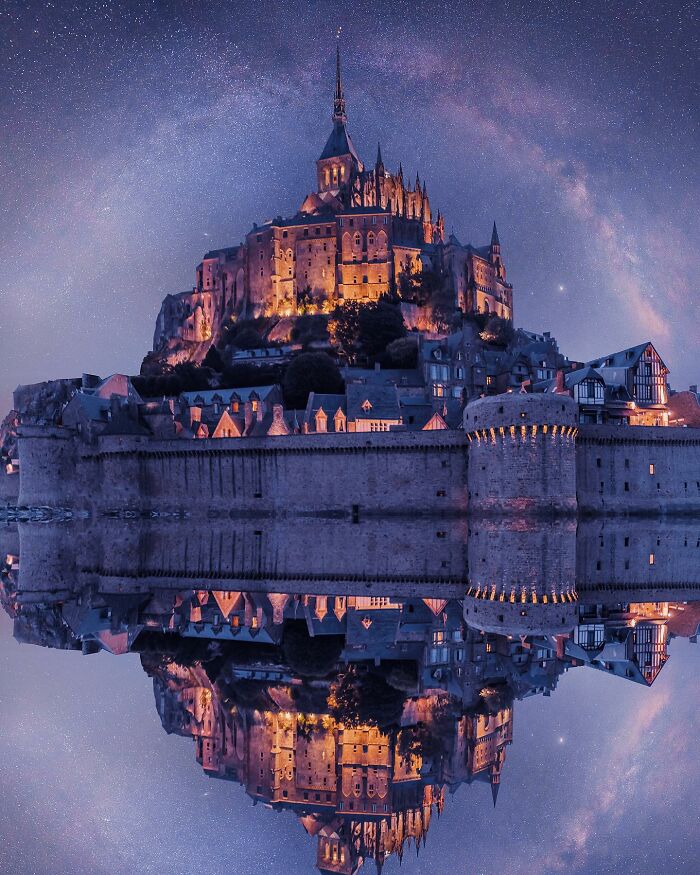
304;393;347;419
101;408;151;437
181;385;279;407
65;392;110;421
564;365;604;388
345;383;401;422
587;341;661;371
319;122;361;163
342;367;424;388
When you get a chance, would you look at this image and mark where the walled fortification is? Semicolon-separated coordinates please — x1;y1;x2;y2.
463;392;579;514
576;424;700;515
13;395;700;517
18;428;469;516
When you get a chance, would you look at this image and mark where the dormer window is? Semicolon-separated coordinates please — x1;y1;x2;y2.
361;399;372;412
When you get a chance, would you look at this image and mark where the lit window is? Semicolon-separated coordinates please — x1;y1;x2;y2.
649;463;655;475
649;553;655;565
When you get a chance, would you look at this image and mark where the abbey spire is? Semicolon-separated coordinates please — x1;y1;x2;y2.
332;43;347;125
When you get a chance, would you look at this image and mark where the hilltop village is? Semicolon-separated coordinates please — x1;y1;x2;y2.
2;50;699;514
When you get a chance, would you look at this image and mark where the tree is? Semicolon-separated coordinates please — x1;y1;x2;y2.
282;622;343;678
429;284;456;334
358;298;406;356
202;345;225;372
397;257;420;302
291;314;330;348
282;352;344;409
232;327;265;350
220;362;283;389
384;335;419;368
219;317;271;350
328;667;405;729
328;301;363;359
479;315;514;348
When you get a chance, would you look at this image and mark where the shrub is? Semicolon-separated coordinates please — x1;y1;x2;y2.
282;352;344;409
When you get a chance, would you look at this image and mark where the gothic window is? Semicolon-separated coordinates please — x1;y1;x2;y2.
367;232;375;246
353;232;362;248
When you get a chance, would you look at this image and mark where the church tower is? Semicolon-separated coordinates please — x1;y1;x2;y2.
316;46;363;201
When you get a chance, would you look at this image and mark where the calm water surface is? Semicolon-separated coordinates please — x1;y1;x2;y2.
0;517;698;875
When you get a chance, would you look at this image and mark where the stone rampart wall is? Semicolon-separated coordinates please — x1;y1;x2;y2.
576;425;700;514
58;429;469;515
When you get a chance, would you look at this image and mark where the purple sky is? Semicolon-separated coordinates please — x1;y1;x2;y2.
0;0;698;415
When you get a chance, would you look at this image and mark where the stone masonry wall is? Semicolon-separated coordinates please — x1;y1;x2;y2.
576;425;700;514
14;412;700;517
52;429;469;515
464;393;579;513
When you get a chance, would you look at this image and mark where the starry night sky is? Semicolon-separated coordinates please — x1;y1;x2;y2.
1;606;699;875
0;0;698;415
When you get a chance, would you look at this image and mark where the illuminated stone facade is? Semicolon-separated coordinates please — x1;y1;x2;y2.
152;49;513;356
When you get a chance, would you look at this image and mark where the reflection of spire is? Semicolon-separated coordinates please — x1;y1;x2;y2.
333;43;347;124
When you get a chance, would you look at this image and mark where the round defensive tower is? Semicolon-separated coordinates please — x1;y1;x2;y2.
17;426;76;509
463;391;578;514
464;516;578;634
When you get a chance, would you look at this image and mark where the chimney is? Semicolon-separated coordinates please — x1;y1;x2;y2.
554;370;565;393
690;385;698;394
244;402;254;434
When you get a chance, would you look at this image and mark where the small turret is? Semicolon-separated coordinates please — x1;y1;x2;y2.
490;221;500;252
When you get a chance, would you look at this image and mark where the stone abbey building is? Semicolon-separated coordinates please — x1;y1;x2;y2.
153;48;513;354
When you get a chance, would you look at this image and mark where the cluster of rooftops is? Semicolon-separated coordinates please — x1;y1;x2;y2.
47;328;677;447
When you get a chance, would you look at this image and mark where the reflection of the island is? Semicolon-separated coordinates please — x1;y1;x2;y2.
1;516;699;873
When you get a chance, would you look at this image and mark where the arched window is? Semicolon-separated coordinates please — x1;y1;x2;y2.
353;232;362;248
367;231;375;246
